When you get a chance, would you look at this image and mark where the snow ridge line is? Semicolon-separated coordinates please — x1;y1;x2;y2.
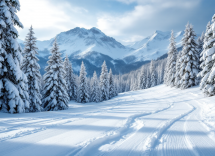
142;103;195;156
66;103;174;156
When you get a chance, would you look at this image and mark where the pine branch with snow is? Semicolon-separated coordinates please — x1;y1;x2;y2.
200;15;215;96
0;0;29;114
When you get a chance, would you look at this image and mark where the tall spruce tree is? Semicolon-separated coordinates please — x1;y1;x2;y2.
100;61;109;101
21;26;42;112
150;60;157;87
91;71;100;102
146;70;151;89
180;23;199;89
64;55;70;96
138;67;146;89
165;31;177;87
42;39;69;111
0;0;29;113
109;69;115;99
199;15;215;96
64;55;75;100
77;62;90;103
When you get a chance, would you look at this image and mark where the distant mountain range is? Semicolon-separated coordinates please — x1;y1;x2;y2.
18;27;187;76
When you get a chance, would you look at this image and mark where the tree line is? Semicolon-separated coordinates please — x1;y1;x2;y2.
0;0;119;114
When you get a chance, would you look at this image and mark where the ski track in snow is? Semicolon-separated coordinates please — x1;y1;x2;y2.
66;103;174;156
142;103;195;156
0;100;122;142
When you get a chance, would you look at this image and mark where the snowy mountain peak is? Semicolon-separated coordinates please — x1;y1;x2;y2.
28;27;133;59
151;30;171;41
124;30;184;63
89;27;103;34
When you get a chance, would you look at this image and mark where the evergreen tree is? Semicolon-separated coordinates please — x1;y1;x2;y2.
86;77;91;102
146;70;151;89
199;15;215;96
109;69;115;99
74;75;78;101
125;80;130;92
0;0;29;113
138;67;146;89
91;71;100;102
42;39;69;111
64;56;76;100
197;32;204;56
69;62;76;100
165;31;177;87
100;61;109;101
64;55;70;95
150;60;157;87
114;77;118;96
180;23;200;89
21;26;42;112
77;62;90;103
174;51;182;88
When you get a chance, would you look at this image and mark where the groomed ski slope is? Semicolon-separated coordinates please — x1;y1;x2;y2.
0;85;215;156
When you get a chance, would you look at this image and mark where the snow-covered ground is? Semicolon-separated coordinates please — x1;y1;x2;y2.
0;85;215;156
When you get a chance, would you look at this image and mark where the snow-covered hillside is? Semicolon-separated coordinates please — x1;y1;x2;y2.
1;85;215;156
124;30;184;63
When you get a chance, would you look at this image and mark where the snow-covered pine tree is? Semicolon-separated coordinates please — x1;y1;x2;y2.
138;67;146;89
197;32;204;57
199;15;215;96
64;55;76;100
100;61;109;101
77;62;90;103
74;75;78;101
150;60;157;87
64;55;70;95
125;80;130;92
21;26;42;112
130;78;135;91
180;23;200;89
86;77;91;102
146;70;151;89
174;51;182;88
109;69;115;99
69;62;76;100
91;71;100;102
42;39;69;111
114;77;118;96
165;31;177;87
0;0;30;114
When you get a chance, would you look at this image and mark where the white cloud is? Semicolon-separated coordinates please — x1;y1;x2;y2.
17;0;92;40
97;0;201;42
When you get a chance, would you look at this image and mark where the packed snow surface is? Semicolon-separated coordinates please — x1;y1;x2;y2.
1;85;215;156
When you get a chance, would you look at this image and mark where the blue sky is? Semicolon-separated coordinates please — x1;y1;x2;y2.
17;0;215;43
